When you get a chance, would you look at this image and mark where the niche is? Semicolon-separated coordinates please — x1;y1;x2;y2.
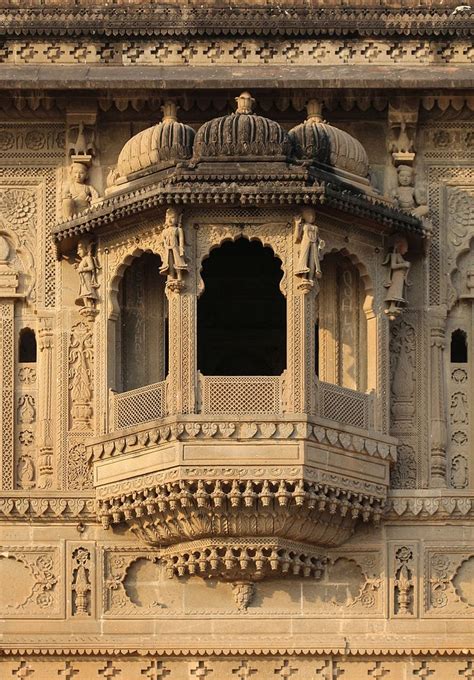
18;328;37;363
451;329;468;364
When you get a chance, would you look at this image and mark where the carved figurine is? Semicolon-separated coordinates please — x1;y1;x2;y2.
106;165;120;189
62;162;100;220
294;207;325;289
383;235;411;320
235;91;255;115
159;207;188;283
389;121;415;155
392;165;428;218
75;238;100;313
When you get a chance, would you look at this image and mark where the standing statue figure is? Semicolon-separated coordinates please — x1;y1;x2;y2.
294;207;325;290
383;235;411;320
159;207;188;284
75;238;100;313
62;162;100;220
393;165;429;218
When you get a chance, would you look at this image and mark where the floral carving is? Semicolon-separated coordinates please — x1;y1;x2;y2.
394;546;414;616
67;443;93;490
0;188;35;230
18;366;36;384
17;394;36;424
0;549;59;616
71;547;92;617
391;444;416;489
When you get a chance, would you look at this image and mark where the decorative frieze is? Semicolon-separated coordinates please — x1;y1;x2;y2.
1;39;473;69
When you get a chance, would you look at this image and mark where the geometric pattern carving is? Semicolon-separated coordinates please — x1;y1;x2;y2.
200;374;281;415
113;380;167;430
319;381;371;430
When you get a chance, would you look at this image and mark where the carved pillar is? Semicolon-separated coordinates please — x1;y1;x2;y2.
37;316;54;488
429;310;448;487
166;286;197;415
0;245;20;490
0;302;15;489
287;287;317;414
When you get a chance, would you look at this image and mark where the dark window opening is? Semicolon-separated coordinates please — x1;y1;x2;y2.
198;238;286;376
451;329;468;363
19;328;37;363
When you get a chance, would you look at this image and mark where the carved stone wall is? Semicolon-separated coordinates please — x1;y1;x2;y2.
0;14;473;675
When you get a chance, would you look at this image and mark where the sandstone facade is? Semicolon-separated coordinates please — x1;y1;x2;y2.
0;3;473;678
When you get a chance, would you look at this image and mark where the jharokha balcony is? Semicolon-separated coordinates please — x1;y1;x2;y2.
89;375;394;582
51;92;426;587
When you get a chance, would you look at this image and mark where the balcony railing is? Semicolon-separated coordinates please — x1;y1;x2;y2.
111;379;167;430
109;375;374;432
318;380;374;431
199;373;282;415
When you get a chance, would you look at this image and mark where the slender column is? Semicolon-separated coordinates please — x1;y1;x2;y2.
429;309;448;487
166;285;197;416
287;287;317;414
37;316;54;488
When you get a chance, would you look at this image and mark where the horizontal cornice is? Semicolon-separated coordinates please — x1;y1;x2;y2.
1;65;473;93
0;6;473;40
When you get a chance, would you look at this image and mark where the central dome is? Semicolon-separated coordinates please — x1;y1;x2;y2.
193;92;290;160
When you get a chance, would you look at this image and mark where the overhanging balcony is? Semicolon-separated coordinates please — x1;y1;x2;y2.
90;400;395;580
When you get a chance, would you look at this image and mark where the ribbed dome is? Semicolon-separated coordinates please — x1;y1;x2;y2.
193;92;290;160
289;100;369;178
117;102;195;178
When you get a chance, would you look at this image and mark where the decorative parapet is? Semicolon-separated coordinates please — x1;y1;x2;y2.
89;415;397;467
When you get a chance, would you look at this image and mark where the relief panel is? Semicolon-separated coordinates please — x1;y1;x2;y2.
0;544;63;618
424;546;474;618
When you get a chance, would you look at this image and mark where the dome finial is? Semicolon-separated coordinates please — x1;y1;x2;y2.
235;92;255;115
161;100;178;124
306;99;324;124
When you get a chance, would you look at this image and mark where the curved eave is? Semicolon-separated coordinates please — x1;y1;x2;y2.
1;6;473;40
52;179;426;254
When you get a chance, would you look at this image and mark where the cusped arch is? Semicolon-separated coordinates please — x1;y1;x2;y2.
321;245;375;318
197;224;288;297
108;245;164;321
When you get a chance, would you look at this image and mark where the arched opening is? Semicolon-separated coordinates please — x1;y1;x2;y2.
317;252;368;391
118;252;167;392
451;329;468;363
19;328;37;363
198;238;286;376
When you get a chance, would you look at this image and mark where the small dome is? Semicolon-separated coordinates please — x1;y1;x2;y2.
116;102;195;178
289;100;369;178
193;92;290;160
